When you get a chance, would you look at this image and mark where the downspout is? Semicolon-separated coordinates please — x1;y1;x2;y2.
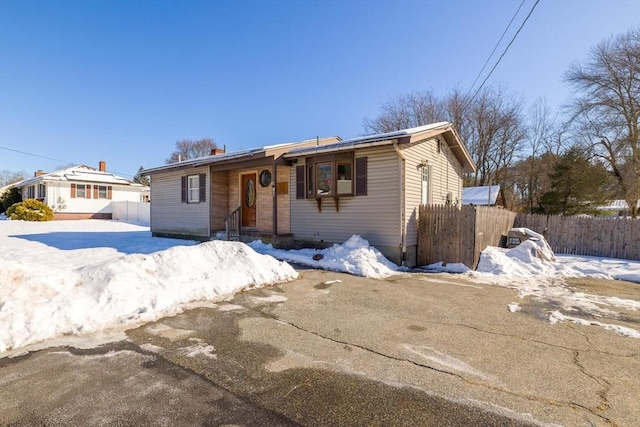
393;142;407;265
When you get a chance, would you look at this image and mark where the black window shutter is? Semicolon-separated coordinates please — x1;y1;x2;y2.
295;165;305;199
181;176;187;203
199;173;206;202
355;157;368;196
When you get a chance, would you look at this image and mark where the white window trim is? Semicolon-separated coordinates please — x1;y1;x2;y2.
187;175;200;203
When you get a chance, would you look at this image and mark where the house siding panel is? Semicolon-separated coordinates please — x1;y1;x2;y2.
150;167;210;237
290;146;401;249
276;165;291;234
401;137;465;246
210;171;229;231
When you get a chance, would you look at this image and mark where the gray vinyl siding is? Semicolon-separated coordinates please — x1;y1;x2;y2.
290;146;401;248
150;167;210;237
401;137;465;246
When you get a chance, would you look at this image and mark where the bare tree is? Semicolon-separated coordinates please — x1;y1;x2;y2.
363;86;526;189
565;28;640;217
165;138;219;164
517;98;558;212
463;86;526;186
0;170;27;187
362;90;444;134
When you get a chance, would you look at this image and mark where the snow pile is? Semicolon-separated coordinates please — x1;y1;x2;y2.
249;235;403;279
476;241;558;277
0;240;297;353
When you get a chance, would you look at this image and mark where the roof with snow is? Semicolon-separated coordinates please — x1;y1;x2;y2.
283;122;476;173
18;165;144;188
141;136;341;175
462;185;501;205
596;199;640;210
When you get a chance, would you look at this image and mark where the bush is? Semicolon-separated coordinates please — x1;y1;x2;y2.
7;199;54;221
1;186;22;213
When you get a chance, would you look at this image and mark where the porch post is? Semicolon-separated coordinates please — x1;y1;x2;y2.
272;158;278;236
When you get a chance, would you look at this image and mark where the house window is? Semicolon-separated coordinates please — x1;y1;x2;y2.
316;162;333;196
27;185;35;199
296;154;366;200
76;184;87;198
98;185;108;199
336;162;352;195
37;184;46;199
181;173;206;203
188;175;200;202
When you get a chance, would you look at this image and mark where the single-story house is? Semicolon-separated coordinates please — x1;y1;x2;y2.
462;185;506;207
142;122;475;267
15;161;150;220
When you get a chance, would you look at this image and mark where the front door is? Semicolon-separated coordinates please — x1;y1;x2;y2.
241;173;257;228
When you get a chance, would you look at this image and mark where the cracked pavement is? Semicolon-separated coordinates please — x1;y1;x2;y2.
2;269;639;426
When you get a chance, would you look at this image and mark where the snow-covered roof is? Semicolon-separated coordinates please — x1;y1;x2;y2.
282;122;475;173
596;200;640;210
18;165;142;187
462;185;501;205
141;136;340;175
284;122;451;156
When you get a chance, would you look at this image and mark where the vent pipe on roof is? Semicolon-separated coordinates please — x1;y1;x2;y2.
99;161;106;172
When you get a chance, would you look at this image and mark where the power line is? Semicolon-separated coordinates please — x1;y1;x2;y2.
467;0;527;95
463;0;541;112
0;145;80;166
0;145;135;178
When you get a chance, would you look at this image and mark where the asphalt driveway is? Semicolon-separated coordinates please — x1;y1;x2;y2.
2;269;639;426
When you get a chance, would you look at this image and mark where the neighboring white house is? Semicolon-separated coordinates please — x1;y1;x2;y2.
15;161;149;220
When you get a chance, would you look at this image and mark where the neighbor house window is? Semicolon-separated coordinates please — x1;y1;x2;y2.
70;183;93;198
181;173;206;203
26;185;35;199
91;185;112;199
37;184;46;199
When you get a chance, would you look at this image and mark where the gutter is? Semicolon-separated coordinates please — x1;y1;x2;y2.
284;138;402;158
393;142;407;265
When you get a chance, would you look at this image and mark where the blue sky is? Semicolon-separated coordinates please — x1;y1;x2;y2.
1;0;638;179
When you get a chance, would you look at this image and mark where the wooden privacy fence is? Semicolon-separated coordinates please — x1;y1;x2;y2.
418;205;516;269
514;214;640;261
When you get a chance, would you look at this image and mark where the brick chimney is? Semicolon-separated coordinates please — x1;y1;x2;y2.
34;170;46;177
99;160;106;172
210;148;225;155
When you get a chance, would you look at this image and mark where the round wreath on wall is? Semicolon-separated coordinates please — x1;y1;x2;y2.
259;169;272;187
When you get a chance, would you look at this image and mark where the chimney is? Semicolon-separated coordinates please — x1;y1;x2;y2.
34;170;46;177
99;160;106;172
210;148;225;156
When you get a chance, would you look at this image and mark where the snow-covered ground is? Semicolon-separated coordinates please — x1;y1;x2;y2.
1;220;639;354
0;220;297;353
